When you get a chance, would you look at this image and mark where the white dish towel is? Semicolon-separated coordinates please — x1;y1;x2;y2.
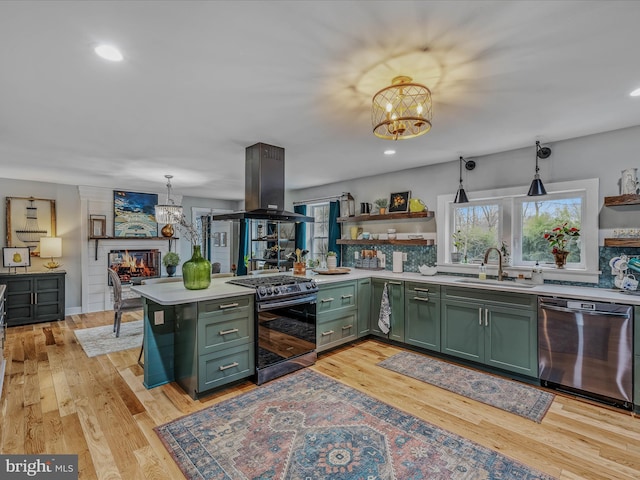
378;282;391;334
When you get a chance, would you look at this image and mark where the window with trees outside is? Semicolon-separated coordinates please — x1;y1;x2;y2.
437;179;599;282
307;203;330;264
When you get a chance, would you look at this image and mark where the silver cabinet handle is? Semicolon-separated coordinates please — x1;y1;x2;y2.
320;297;334;303
412;296;430;302
219;362;239;371
219;328;239;336
484;308;489;326
342;324;353;330
341;294;353;299
219;302;239;309
321;330;334;336
479;307;483;326
34;293;38;304
414;287;430;293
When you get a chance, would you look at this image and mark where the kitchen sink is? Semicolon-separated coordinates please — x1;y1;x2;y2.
454;278;537;289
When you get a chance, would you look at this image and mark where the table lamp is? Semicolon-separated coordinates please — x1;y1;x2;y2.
40;237;62;270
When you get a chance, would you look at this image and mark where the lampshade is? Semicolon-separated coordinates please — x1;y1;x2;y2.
527;141;551;196
40;236;62;270
155;175;183;224
453;156;475;204
372;76;432;140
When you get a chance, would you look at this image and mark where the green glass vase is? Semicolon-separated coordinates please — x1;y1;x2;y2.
182;245;211;290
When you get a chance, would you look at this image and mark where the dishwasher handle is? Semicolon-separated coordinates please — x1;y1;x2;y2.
540;303;631;318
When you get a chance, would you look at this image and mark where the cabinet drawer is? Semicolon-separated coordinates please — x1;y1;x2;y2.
199;295;252;317
405;281;440;297
317;312;357;351
198;313;252;354
317;282;356;314
198;344;254;392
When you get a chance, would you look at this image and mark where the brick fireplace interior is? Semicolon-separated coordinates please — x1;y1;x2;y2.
108;249;161;284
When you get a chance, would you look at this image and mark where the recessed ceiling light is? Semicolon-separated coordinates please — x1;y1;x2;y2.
630;87;640;97
94;44;123;62
384;149;396;155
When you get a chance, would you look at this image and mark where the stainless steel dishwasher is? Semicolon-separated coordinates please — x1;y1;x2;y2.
538;297;633;409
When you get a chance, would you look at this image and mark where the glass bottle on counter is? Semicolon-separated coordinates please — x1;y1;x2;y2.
478;262;487;280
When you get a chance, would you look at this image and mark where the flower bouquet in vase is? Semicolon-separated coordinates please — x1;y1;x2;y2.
543;222;580;268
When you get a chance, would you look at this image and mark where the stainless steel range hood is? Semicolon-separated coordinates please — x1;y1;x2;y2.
213;143;314;222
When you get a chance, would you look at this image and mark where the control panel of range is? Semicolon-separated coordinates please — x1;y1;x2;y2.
256;280;317;301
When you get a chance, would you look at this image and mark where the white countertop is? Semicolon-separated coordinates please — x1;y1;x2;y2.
131;270;640;306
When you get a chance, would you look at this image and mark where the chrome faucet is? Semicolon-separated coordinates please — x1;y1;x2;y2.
484;247;504;281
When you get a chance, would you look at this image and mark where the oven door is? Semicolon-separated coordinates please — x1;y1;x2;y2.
256;293;317;384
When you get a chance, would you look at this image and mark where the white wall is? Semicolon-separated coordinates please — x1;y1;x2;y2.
288;125;640;232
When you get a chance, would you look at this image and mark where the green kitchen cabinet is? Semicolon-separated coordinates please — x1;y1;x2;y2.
441;286;537;377
405;281;440;352
634;306;640;413
316;280;358;352
0;272;65;326
357;278;371;337
370;278;404;342
174;295;254;399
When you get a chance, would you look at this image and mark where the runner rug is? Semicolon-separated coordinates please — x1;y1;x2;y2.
155;369;555;479
378;351;554;423
74;320;143;357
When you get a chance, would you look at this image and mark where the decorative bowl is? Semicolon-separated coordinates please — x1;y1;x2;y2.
418;265;438;276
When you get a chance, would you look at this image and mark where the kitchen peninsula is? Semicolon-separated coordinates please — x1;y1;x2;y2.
133;271;640;411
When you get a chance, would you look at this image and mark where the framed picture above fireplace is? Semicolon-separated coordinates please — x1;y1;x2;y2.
113;191;158;238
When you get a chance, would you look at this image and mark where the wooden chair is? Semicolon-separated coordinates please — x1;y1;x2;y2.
107;269;143;337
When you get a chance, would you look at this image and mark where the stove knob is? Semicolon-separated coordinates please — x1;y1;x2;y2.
310;281;317;288
266;287;273;295
258;286;267;297
273;286;280;294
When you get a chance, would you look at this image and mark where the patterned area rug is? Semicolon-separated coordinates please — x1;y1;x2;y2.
155;369;555;479
74;320;142;357
378;351;554;423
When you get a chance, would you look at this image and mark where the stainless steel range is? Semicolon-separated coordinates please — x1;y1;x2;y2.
227;275;318;384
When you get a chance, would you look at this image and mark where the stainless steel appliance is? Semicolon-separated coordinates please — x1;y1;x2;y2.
228;274;318;384
538;297;633;409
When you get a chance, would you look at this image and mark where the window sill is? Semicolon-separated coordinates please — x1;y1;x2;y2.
437;263;600;285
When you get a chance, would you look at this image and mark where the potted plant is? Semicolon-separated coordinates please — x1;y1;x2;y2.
326;251;338;270
162;252;180;277
374;198;388;215
451;230;465;263
543;222;580;268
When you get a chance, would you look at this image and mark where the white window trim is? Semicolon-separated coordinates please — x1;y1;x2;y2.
437;178;600;284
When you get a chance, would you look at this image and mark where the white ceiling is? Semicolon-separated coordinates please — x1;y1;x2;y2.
1;1;640;199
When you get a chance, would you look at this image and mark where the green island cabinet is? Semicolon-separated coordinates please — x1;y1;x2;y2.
405;281;441;352
357;278;371;337
316;280;358;352
0;271;65;326
370;278;404;342
173;295;255;399
635;306;640;414
441;286;538;377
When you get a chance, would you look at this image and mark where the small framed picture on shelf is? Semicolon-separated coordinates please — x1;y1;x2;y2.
90;215;107;238
389;191;411;213
3;247;31;268
213;232;220;247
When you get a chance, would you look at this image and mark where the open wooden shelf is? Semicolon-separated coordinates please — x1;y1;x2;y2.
337;211;434;223
604;238;640;247
337;239;434;246
603;194;640;206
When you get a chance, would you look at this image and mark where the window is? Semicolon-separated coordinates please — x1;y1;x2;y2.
437;179;599;283
307;203;329;263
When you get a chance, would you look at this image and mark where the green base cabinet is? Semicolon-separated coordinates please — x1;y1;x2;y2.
143;299;176;389
357;278;371;337
317;280;358;352
0;272;65;326
174;295;254;399
405;282;440;352
441;287;537;377
635;306;640;413
370;279;404;342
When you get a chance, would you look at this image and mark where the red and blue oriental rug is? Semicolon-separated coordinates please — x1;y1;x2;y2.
155;369;555;479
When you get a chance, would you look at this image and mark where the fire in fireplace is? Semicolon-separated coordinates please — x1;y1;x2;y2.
108;249;160;284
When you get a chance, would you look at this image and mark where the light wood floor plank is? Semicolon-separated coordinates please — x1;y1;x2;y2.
1;313;639;480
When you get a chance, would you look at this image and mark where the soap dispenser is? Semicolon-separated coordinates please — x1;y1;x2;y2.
479;262;487;280
532;261;544;285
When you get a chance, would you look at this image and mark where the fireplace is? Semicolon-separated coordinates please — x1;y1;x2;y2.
108;249;160;284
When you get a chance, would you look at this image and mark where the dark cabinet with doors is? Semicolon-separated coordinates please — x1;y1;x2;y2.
0;272;66;326
370;278;404;342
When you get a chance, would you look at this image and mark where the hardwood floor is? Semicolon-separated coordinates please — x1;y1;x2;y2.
1;311;638;479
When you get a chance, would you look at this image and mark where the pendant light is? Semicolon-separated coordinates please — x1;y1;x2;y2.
454;156;476;204
154;175;183;224
527;141;551;196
